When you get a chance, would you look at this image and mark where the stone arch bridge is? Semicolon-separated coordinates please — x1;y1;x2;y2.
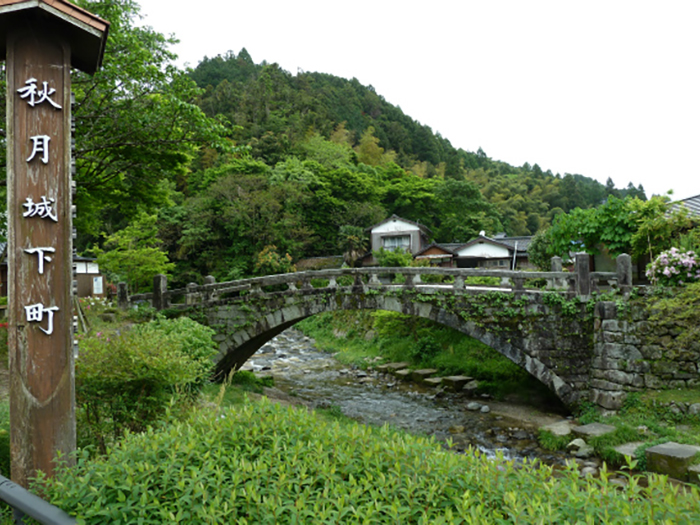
121;254;644;409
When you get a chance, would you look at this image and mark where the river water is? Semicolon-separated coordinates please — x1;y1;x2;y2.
240;328;573;467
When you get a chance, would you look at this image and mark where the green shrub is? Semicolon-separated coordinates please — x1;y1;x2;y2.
75;318;217;454
465;275;501;286
126;302;157;322
229;370;274;393
537;429;569;451
410;336;442;362
36;398;700;523
0;402;9;477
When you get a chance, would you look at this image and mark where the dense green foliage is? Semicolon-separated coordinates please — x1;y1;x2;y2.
75;316;217;453
529;195;698;268
33;397;700;523
645;280;700;353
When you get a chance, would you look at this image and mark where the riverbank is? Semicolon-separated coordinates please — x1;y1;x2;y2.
295;309;700;482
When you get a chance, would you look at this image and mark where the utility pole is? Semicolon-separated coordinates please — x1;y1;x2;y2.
0;0;108;488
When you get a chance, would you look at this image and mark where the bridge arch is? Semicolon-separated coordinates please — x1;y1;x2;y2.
205;289;583;407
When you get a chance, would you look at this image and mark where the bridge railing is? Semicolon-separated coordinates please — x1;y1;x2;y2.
119;254;633;310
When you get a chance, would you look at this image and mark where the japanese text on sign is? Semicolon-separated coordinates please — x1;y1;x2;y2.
19;78;63;335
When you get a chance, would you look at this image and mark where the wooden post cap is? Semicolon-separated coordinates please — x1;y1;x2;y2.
0;0;109;73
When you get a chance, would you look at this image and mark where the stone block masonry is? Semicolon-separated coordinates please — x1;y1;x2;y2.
591;300;700;410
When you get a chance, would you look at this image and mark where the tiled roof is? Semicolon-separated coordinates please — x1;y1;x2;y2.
670;194;700;217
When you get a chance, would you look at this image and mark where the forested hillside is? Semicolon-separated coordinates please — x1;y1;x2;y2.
0;1;647;291
191;50;646;232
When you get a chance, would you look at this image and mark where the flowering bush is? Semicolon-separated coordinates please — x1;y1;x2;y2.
646;247;700;286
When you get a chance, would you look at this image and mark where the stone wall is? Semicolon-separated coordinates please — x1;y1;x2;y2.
592;300;700;410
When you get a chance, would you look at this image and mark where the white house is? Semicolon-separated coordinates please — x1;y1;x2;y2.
362;215;432;265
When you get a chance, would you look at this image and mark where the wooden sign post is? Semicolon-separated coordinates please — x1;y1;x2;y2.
0;0;107;487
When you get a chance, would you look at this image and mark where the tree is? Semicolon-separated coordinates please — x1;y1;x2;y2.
93;212;174;293
433;179;501;243
355;127;395;166
338;225;368;267
254;245;295;276
69;0;233;241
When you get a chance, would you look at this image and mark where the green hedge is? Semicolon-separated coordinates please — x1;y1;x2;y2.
37;398;700;524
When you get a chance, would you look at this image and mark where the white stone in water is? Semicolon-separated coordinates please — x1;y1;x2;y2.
580;466;597;477
567;438;587;450
467;402;482;411
574;445;595;458
480;405;491;413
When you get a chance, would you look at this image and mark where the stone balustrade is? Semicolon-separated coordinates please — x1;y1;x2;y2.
118;254;633;310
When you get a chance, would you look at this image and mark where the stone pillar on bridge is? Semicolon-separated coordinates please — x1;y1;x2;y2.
575;253;591;300
616;254;632;297
550;256;564;289
153;274;168;311
204;275;217;303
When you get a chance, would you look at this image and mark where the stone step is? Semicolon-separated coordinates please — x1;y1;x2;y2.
412;368;438;383
377;362;409;373
462;379;479;394
688;464;700;486
612;441;645;460
424;377;443;387
442;375;473;392
572;422;616;439
395;369;412;381
540;420;576;437
645;442;700;481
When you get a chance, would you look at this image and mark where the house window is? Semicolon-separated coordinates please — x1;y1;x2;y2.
382;235;410;252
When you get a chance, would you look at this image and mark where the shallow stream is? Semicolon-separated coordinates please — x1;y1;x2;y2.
241;328;573;467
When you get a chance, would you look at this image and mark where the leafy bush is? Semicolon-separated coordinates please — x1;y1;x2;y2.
126;302;157;323
373;247;413;267
76;318;217;453
229;370;274;393
0;402;9;477
646;247;700;287
410;336;442;362
465;275;501;286
37;398;700;523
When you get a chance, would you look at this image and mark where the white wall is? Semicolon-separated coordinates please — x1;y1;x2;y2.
372;219;420;234
456;242;509;258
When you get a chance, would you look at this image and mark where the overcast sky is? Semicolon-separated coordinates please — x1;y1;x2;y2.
136;0;699;201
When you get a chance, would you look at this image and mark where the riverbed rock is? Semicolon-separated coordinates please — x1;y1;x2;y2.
645;442;700;480
580;466;597;477
572;422;616;439
574;444;595;458
567;438;587;451
566;438;595;459
467;402;482;411
480;405;491;413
